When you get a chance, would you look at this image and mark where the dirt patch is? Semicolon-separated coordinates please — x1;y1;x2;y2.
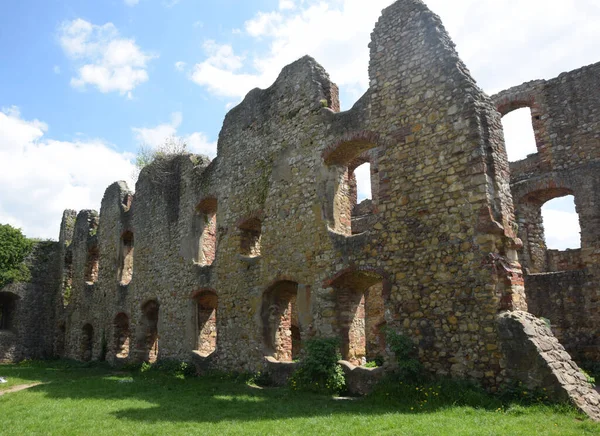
0;382;43;396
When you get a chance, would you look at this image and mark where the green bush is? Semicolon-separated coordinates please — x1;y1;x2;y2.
289;337;346;395
580;361;600;383
385;329;423;381
0;224;33;289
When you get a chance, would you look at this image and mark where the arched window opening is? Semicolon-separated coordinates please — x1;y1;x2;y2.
350;160;376;235
84;245;99;285
541;196;581;250
0;292;18;331
323;139;379;236
239;218;262;257
261;281;300;362
518;190;582;273
118;231;134;285
81;324;94;362
62;250;73;306
113;313;130;359
501;108;537;162
139;300;159;363
331;271;385;366
193;291;217;356
193;198;217;266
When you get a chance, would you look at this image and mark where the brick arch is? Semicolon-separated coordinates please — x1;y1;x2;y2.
322;131;383;166
324;266;392;301
512;175;581;273
493;82;550;164
513;174;576;207
322;132;384;235
495;93;537;117
492;81;544;117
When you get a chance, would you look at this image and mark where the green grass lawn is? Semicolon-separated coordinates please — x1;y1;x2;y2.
0;361;598;435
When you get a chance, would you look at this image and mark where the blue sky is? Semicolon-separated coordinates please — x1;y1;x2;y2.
1;0;598;249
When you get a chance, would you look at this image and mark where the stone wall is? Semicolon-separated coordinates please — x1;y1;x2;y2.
497;311;600;421
3;0;599;421
0;240;61;362
524;270;597;362
47;0;524;390
493;62;600;362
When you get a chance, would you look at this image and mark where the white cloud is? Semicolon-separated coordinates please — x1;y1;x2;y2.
190;0;392;102
58;18;156;96
53;65;61;74
175;61;187;71
187;0;599;107
132;112;216;158
190;41;261;98
279;0;295;11
124;0;139;6
0;107;135;239
245;11;283;37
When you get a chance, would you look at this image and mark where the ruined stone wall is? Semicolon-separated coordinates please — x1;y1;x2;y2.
0;240;61;362
493;62;600;362
3;0;597;421
48;0;529;391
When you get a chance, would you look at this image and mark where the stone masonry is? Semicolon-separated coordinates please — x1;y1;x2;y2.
1;0;598;421
492;64;600;364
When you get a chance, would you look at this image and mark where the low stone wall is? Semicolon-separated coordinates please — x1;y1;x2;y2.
525;270;598;361
497;311;600;421
339;360;385;395
547;249;583;272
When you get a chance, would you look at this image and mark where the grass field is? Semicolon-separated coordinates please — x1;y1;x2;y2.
0;360;598;435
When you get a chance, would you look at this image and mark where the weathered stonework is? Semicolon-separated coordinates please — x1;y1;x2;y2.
0;240;62;362
2;0;599;421
492;63;600;364
497;311;600;422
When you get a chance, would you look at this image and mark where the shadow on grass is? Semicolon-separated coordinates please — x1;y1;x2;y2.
0;361;583;426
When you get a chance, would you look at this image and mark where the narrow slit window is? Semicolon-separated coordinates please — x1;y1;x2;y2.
84;246;99;285
118;231;134;285
194;198;217;266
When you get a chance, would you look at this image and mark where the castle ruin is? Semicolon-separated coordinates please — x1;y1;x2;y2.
1;0;598;421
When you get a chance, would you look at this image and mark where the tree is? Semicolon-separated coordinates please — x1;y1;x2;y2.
0;224;33;289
